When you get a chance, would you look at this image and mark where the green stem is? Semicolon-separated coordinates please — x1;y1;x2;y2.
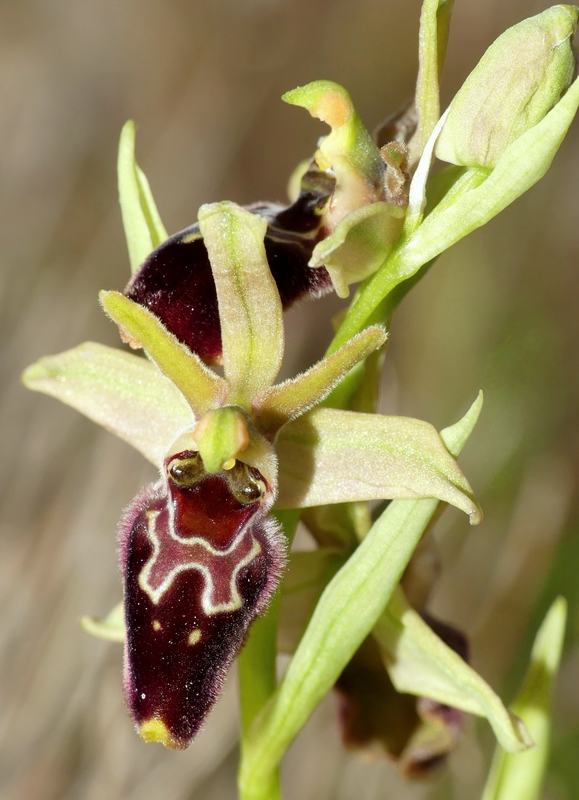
238;509;301;800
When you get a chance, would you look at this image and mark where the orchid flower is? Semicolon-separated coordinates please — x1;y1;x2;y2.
21;3;579;796
23;191;480;749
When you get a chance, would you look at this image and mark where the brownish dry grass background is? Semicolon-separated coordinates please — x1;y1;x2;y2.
2;1;579;798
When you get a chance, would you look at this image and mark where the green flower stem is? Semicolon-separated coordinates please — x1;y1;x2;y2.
238;509;300;800
238;395;482;793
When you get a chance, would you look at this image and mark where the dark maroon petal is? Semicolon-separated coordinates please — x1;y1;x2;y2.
118;455;285;748
124;182;334;364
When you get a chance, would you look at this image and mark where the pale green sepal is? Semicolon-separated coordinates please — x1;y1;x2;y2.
436;6;578;168
193;406;250;474
410;0;455;164
275;406;482;524
253;326;386;437
197;202;284;408
373;587;532;753
239;395;484;791
118;121;168;274
100;291;227;418
481;597;567;800
309;203;405;298
22;342;194;467
80;602;125;643
282;81;383;229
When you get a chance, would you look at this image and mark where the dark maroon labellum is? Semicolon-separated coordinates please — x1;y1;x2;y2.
119;453;285;748
124;173;335;363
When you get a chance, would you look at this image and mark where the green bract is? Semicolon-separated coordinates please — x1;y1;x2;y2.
436;6;578;168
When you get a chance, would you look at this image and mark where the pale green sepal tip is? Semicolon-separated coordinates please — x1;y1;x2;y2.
118;121;167;274
481;597;567;800
374;586;532;754
239;397;484;789
22;341;194;467
100;290;227;419
435;6;578;168
253;325;386;437
80;602;125;643
194;406;249;474
197;202;284;407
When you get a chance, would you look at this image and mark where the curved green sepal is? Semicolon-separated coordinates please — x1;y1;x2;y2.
373;587;532;753
253;326;387;437
309;203;405;298
283;81;383;229
118;120;168;273
100;291;227;418
275;406;482;524
198;202;284;407
80;602;125;643
482;597;567;800
22;342;194;466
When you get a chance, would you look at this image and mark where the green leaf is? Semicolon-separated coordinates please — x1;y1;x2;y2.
239;394;483;791
80;602;124;642
198;202;284;408
275;406;482;523
410;0;455;163
373;587;532;753
481;597;567;800
118;120;167;274
100;291;227;418
22;342;193;466
253;326;386;437
309;203;405;298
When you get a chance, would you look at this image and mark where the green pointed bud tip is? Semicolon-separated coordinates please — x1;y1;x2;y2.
193;407;250;474
436;5;579;168
282;81;354;131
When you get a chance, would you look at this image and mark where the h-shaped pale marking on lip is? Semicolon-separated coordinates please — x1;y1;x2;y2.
138;509;262;615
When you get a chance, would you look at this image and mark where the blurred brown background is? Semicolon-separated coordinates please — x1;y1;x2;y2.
2;1;579;798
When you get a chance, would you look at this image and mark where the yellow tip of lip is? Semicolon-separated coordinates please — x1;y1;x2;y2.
139;718;184;749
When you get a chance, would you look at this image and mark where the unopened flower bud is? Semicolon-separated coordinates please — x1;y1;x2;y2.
436;5;578;168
